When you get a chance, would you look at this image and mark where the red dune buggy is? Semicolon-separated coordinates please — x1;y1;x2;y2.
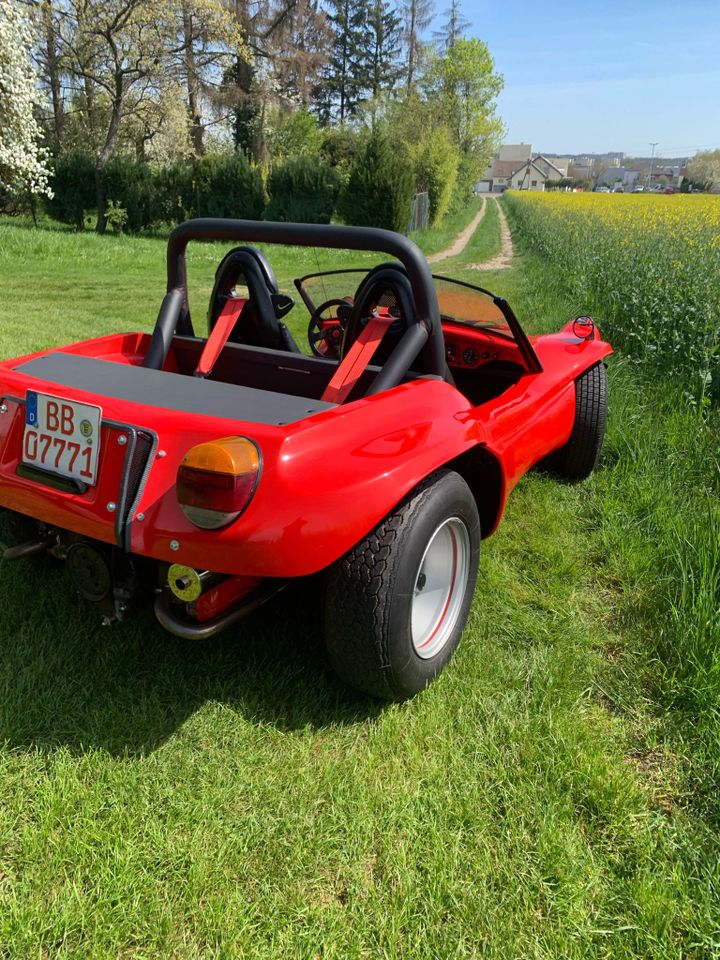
0;220;611;700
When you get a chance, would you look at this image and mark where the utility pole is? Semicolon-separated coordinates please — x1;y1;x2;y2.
647;142;659;190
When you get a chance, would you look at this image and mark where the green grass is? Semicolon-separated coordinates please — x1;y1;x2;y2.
409;198;482;258
438;195;502;272
0;215;719;957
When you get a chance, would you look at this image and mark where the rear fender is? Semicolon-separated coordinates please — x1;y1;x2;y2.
131;378;492;578
444;445;506;538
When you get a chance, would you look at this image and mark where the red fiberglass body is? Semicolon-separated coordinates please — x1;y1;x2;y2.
0;219;612;653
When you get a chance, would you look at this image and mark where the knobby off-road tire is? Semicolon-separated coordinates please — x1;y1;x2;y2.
551;361;608;481
323;469;480;701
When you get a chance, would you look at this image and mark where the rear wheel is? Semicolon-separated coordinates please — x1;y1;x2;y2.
323;470;480;700
549;362;608;481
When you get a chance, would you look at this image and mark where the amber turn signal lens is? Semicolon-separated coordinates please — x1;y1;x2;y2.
176;436;260;530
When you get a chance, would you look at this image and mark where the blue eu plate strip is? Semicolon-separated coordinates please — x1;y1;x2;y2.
25;391;38;427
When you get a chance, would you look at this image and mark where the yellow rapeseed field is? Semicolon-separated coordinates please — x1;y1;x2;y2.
505;191;720;405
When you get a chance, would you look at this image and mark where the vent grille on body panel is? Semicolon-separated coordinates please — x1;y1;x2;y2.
118;429;155;549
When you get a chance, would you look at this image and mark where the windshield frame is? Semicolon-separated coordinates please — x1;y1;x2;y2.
294;267;542;374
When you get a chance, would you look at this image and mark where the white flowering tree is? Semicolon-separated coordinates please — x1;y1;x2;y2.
0;0;52;203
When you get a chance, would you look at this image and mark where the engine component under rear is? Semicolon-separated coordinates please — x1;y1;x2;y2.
66;541;112;603
63;537;146;622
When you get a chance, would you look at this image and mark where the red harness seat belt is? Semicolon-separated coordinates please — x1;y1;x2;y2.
321;312;395;404
194;298;245;377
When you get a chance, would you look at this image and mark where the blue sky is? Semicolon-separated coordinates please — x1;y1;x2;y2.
456;0;720;157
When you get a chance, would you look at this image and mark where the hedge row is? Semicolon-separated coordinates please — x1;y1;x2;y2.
45;131;442;234
46;152;266;231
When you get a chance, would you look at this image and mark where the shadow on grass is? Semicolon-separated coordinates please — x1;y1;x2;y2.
0;558;382;757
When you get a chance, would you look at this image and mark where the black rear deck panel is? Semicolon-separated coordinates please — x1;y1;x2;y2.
14;353;336;425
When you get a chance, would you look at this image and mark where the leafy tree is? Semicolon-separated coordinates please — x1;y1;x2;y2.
687;149;720;191
220;0;327;161
54;0;242;230
320;125;367;180
125;85;194;164
169;0;243;157
0;0;52;202
422;38;504;189
56;0;170;231
338;131;414;231
414;126;459;224
267;109;323;159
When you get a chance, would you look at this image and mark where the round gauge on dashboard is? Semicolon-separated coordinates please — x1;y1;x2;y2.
462;347;479;366
446;342;457;361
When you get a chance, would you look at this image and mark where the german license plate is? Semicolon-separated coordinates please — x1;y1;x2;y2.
23;391;102;485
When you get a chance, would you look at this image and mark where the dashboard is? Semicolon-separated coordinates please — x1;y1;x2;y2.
441;322;518;370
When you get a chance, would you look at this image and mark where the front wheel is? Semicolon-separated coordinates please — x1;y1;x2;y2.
549;362;608;481
323;470;480;700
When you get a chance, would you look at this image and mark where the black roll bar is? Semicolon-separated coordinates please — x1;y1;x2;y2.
159;219;444;379
142;288;184;370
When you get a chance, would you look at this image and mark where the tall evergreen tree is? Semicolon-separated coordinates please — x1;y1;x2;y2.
362;0;403;106
401;0;434;90
315;0;368;125
433;0;469;49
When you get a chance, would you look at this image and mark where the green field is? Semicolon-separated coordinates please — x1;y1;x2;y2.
0;209;718;958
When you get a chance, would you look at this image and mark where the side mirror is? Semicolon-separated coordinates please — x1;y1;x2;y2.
572;316;595;340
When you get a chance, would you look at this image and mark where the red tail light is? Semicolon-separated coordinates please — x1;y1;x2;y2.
176;436;261;529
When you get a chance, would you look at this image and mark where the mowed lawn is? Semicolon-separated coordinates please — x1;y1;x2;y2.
0;216;717;958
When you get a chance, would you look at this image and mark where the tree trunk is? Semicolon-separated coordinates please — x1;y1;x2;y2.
42;0;63;148
94;164;107;234
95;76;124;233
182;4;204;157
406;2;416;90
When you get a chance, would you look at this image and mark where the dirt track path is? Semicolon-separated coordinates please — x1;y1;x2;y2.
467;197;514;270
427;199;486;263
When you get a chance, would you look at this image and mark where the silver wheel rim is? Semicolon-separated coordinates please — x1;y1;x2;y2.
411;517;471;659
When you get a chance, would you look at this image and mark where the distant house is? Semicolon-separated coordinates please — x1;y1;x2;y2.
474;144;532;193
472;146;581;193
568;161;594;181
497;143;533;162
509;159;558;191
654;164;687;188
533;155;566;180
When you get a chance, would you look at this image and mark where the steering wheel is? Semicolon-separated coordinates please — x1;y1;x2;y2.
307;298;352;359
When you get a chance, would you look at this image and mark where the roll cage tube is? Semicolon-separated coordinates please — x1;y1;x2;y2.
146;219;444;380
